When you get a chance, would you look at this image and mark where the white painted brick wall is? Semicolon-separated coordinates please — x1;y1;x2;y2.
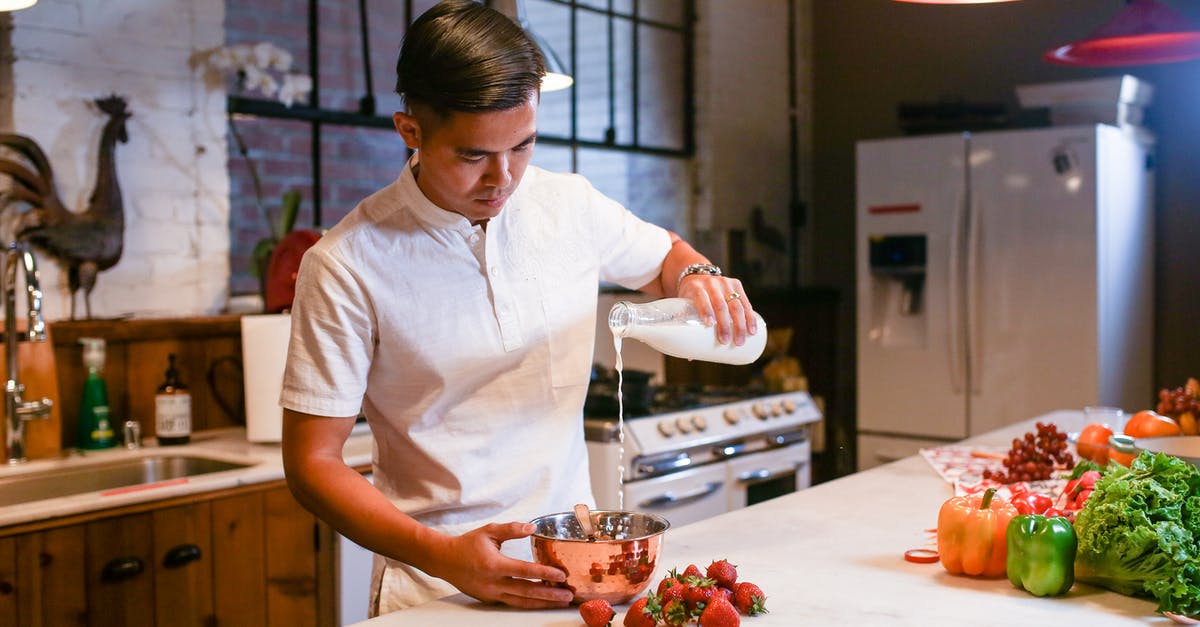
693;0;797;284
6;0;228;321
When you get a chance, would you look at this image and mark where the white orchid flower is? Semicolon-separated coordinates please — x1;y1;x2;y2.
242;64;279;98
278;73;313;107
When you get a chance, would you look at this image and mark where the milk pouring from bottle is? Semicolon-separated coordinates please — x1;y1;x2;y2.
608;298;767;365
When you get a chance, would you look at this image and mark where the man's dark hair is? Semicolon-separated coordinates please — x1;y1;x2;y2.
395;0;546;113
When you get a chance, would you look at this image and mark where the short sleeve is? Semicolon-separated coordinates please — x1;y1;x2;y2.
279;245;375;417
584;179;672;289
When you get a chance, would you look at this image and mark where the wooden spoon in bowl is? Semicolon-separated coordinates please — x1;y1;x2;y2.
573;503;598;542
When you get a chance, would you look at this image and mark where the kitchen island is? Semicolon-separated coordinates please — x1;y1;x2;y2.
351;410;1171;626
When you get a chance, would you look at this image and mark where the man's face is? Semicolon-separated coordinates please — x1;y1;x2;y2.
393;97;538;224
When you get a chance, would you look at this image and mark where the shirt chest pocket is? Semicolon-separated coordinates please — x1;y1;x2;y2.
539;279;597;389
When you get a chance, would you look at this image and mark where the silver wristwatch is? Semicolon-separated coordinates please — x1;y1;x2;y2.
676;263;722;290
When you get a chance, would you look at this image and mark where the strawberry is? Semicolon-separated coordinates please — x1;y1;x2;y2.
580;598;615;627
622;595;660;627
706;559;738;589
662;598;690;627
683;578;719;614
732;581;768;616
699;596;741;627
682;563;704;579
657;575;683;597
659;578;686;607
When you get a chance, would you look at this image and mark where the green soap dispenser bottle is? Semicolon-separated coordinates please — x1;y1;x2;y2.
78;337;116;449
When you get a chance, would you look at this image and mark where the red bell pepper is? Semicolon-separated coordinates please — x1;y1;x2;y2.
1011;492;1054;516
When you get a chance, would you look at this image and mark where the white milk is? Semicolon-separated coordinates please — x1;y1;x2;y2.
613;335;626;510
621;319;767;365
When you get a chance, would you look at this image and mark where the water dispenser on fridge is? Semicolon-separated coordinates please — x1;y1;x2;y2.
866;234;927;349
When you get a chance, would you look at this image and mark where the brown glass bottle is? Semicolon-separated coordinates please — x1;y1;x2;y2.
155;353;192;445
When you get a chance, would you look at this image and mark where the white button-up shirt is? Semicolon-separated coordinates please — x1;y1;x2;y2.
280;160;671;612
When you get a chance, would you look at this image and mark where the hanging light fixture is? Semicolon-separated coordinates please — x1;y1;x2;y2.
0;0;37;10
487;0;574;92
1044;0;1200;66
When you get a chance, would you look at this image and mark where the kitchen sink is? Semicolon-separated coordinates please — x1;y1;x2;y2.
0;454;259;507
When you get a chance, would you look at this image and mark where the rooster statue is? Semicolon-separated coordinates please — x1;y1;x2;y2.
0;95;130;320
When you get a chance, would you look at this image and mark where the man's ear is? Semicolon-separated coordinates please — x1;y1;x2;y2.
393;111;421;149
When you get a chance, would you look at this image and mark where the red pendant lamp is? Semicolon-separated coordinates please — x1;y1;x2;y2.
1045;0;1200;66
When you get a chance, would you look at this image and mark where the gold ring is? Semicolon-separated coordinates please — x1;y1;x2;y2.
726;292;741;302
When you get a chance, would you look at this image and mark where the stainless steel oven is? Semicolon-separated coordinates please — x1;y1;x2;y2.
585;390;821;528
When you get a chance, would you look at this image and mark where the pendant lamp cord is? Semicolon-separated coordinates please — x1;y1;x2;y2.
357;0;376;116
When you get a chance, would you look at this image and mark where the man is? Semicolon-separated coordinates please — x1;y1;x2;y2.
280;0;759;616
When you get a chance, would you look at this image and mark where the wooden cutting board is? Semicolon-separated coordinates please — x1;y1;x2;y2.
0;324;62;459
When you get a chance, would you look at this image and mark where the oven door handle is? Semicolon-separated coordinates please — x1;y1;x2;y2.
736;466;798;483
637;481;723;509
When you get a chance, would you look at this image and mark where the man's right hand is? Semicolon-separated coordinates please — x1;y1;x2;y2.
433;522;574;608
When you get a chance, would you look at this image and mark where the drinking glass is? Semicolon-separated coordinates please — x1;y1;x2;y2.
1085;406;1126;432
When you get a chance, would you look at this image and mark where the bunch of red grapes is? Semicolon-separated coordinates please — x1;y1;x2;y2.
983;422;1073;484
1157;379;1200;419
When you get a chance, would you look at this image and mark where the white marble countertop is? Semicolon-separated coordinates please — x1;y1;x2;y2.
0;423;374;529
351;410;1173;626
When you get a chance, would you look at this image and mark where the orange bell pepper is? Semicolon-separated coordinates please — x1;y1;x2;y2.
937;488;1017;577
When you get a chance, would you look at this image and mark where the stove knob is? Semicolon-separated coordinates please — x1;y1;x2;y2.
771;403;783;417
723;409;740;425
752;403;769;420
657;420;676;437
675;417;694;434
692;415;708;431
782;399;797;414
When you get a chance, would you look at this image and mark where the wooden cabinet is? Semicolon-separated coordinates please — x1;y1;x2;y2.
0;482;336;627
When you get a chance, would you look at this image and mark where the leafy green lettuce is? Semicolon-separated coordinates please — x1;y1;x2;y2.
1073;451;1200;615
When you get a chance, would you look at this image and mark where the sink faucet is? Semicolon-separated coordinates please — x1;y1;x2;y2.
5;241;52;464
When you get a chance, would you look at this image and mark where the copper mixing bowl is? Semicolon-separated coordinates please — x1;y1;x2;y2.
530;510;670;604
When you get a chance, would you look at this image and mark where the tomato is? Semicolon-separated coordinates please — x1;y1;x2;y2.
1077;423;1113;464
1124;410;1183;439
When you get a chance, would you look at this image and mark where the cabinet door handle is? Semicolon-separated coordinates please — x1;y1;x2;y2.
163;543;202;568
101;556;145;582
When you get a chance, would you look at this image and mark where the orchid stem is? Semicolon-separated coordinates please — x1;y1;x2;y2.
227;110;276;237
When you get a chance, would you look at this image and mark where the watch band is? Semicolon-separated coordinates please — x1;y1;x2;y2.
676;263;723;290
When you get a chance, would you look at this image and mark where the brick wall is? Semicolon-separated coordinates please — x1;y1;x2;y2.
6;0;229;321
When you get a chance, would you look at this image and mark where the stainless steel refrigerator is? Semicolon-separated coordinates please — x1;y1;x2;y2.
855;124;1154;471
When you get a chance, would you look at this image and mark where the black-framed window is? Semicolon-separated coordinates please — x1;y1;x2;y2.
224;0;695;295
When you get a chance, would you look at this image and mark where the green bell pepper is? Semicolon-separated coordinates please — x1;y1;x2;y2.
1006;514;1077;597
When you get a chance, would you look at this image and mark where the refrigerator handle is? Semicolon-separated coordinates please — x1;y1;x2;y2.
967;192;983;395
947;190;966;394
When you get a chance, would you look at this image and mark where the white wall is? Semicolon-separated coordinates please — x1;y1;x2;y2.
692;0;802;287
5;0;229;321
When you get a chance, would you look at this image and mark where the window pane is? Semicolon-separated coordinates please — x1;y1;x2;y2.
637;26;685;150
573;9;610;143
576;149;687;233
611;17;634;145
528;0;573;138
227;116;313;295
531;143;573;173
316;2;359;110
319;126;410;229
366;0;409;114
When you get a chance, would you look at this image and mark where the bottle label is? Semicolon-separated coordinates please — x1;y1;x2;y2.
156;394;192;437
92;405;114;443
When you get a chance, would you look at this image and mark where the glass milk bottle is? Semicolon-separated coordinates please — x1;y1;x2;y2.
608;298;767;365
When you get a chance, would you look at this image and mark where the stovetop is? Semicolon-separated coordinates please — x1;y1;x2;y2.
583;381;756;420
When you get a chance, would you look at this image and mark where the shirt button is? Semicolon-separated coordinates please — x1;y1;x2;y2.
491;267;499;276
